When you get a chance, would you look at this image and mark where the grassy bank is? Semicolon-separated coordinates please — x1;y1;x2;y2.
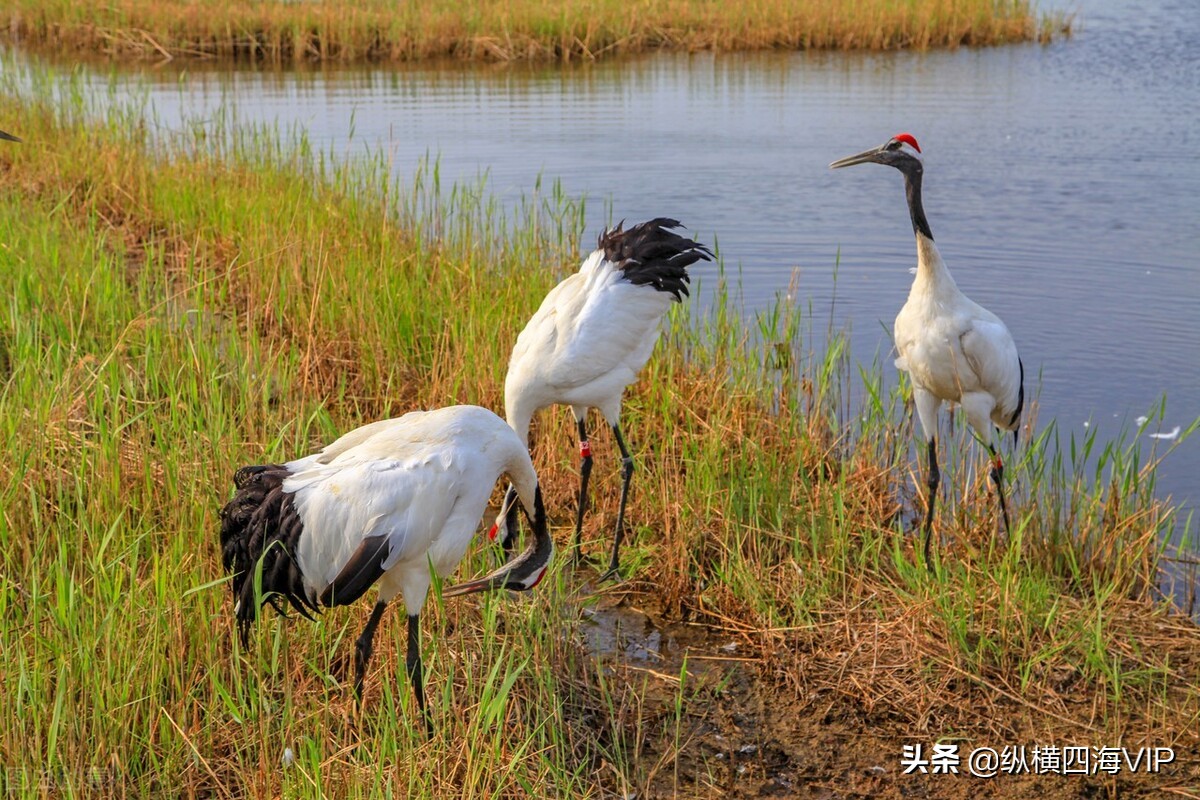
1;77;1197;798
2;0;1071;64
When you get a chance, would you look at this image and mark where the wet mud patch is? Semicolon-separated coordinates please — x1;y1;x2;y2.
576;590;1197;799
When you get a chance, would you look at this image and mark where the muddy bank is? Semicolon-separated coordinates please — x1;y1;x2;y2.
578;589;1198;799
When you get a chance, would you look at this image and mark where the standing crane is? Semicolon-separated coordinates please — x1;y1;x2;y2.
830;134;1024;568
494;218;712;579
219;405;553;732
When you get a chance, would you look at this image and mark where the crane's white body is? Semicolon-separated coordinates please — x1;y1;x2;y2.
895;235;1022;448
221;404;551;724
283;405;541;613
831;133;1023;564
504;249;675;442
497;218;709;576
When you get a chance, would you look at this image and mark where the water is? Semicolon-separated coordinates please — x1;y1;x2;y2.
10;1;1199;524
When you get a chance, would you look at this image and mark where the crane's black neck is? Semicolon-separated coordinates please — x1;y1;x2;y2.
902;165;934;242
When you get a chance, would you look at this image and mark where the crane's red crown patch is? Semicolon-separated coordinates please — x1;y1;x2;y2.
893;133;921;152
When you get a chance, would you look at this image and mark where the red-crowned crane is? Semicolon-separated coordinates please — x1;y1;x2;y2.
830;134;1024;569
219;405;553;732
493;218;712;580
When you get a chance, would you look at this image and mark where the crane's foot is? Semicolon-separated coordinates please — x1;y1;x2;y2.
597;565;624;583
572;547;600;570
597;546;626;582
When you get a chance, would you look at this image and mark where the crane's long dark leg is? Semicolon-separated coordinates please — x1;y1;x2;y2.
988;445;1011;537
602;424;635;581
354;601;387;701
406;612;432;736
574;417;594;567
922;437;940;572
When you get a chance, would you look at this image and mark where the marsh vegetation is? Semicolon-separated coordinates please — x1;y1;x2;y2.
0;72;1196;796
2;0;1071;64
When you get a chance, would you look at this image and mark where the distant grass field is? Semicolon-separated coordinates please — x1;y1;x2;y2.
2;0;1071;64
0;71;1196;798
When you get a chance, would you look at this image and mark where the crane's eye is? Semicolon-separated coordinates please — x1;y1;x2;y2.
886;140;902;150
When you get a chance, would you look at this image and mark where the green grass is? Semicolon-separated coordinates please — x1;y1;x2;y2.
0;68;1197;798
1;0;1072;64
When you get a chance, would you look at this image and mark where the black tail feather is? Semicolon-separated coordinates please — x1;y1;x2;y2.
219;464;318;645
598;218;713;301
319;536;389;608
1011;357;1025;446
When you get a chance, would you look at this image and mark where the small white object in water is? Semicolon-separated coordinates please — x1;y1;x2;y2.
909;267;918;275
1135;416;1149;427
282;747;295;767
1083;421;1090;428
1149;426;1182;441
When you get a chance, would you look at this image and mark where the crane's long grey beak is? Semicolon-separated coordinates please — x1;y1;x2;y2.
443;534;551;598
440;550;536;598
445;486;551;598
440;574;497;599
0;130;20;143
829;146;884;170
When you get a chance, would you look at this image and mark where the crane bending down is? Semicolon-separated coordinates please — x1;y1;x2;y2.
830;134;1024;568
219;405;553;731
494;218;712;579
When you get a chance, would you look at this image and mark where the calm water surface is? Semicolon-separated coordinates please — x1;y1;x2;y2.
16;1;1200;524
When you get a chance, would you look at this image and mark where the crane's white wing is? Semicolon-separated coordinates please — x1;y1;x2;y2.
512;258;675;394
287;449;466;593
275;405;530;609
285;415;421;473
959;317;1022;426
